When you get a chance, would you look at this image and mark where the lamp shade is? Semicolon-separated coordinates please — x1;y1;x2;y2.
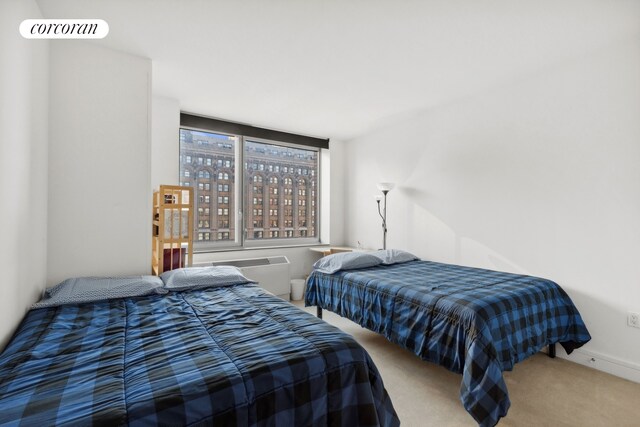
374;195;383;202
377;182;395;192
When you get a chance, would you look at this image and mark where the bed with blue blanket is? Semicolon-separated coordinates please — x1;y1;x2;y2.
0;268;399;426
305;250;591;427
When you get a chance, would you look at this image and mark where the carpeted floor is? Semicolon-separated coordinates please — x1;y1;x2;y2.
292;301;640;426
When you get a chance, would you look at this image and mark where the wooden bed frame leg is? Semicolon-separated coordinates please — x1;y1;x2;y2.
316;306;323;319
548;343;556;358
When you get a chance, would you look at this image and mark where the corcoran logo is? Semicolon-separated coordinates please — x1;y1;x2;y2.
19;19;109;39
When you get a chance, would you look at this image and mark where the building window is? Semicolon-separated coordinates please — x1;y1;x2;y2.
179;124;320;250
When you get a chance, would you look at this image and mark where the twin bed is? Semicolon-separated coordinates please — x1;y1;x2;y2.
0;270;399;426
305;250;591;427
0;251;591;427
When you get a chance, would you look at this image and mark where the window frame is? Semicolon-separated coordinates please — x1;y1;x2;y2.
179;127;321;252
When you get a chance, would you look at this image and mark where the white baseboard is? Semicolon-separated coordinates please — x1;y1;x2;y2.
557;347;640;384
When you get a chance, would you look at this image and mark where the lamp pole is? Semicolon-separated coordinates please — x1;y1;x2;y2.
376;191;389;250
383;190;388;249
375;182;394;250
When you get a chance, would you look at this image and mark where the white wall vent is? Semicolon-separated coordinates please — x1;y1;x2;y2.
209;256;291;300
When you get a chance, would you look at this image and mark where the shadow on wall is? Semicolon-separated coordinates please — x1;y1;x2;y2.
399;185;530;275
395;187;640;374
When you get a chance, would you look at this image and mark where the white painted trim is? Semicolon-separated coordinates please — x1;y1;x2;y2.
557;347;640;384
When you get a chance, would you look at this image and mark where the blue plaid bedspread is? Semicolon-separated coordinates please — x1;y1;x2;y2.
305;260;591;426
0;283;399;427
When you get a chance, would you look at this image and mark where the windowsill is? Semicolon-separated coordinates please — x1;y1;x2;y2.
193;242;330;254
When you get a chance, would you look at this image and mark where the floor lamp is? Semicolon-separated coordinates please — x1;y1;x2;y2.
375;182;394;250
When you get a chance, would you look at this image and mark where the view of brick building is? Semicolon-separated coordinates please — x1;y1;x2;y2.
179;129;318;246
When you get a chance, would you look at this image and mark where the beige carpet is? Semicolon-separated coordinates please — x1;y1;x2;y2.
292;301;640;426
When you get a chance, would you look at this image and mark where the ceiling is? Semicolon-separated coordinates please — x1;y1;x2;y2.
37;0;639;141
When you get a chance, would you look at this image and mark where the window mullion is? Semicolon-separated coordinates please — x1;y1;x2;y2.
239;136;246;248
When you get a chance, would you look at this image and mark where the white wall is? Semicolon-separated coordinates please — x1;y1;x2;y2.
344;38;640;381
0;0;49;349
151;95;180;190
48;42;152;285
328;140;345;245
319;143;346;246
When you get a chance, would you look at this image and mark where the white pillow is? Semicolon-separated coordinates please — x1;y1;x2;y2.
160;266;254;291
313;252;383;274
371;249;419;265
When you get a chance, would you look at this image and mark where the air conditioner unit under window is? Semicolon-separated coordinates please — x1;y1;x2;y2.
209;256;291;300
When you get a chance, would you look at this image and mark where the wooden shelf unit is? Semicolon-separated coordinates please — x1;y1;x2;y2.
152;185;194;275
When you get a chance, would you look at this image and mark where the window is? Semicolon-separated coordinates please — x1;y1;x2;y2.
179;118;323;250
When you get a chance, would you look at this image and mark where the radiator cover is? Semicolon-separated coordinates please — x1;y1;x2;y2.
209;256;291;300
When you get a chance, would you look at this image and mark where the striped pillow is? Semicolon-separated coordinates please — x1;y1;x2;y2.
33;276;166;308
